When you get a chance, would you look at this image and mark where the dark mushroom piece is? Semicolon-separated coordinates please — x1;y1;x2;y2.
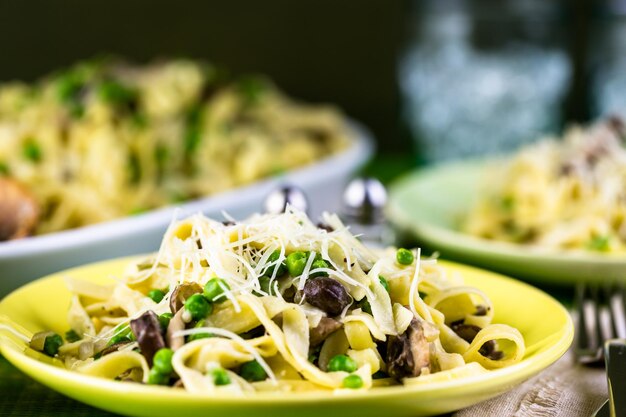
309;317;342;347
166;309;186;351
169;282;203;314
99;341;133;357
450;321;482;343
0;178;39;241
450;320;502;360
303;277;351;316
474;305;489;316
130;311;165;366
386;318;430;378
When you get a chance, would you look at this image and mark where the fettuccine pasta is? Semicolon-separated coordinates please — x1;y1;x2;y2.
30;208;525;393
464;117;626;253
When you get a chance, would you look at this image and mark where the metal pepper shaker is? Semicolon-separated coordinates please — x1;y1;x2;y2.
264;185;309;215
341;177;394;247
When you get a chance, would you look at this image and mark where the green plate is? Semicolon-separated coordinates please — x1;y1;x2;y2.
388;160;626;284
0;256;572;417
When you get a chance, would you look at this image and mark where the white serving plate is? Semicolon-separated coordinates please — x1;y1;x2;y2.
0;123;373;295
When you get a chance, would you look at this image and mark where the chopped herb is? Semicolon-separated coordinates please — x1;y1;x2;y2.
128;153;141;183
98;79;138;108
184;105;203;156
23;140;42;162
236;75;267;106
587;235;610;252
65;329;81;343
501;196;515;211
0;162;9;176
43;333;63;357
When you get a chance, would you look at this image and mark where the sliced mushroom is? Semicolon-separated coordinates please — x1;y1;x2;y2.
29;331;55;351
78;341;95;360
386;318;430;378
450;320;502;360
303;277;351;316
474;305;489;316
169;282;202;314
130;311;165;366
450;321;482;343
309;317;342;346
0;178;39;241
166;308;186;351
99;341;132;357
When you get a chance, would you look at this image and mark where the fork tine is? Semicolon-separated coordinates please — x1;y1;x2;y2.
608;282;626;340
600;284;617;342
575;282;604;364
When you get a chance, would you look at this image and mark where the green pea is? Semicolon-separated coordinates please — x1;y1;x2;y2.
147;289;165;303
239;360;267;382
286;251;308;276
23;141;42;162
327;354;358;373
158;313;173;330
378;276;390;292
210;367;231;386
310;259;329;278
184;293;212;321
65;329;81;343
152;348;174;375
396;248;414;265
204;278;230;303
43;333;63;357
342;374;363;389
147;368;169;385
265;250;287;277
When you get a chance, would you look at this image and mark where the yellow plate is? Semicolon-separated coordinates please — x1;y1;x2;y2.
0;256;573;417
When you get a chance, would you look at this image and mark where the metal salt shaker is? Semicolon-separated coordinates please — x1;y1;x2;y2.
264;185;309;215
341;177;393;247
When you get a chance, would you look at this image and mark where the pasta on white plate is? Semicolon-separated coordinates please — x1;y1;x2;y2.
29;208;525;393
0;58;350;240
464;117;626;253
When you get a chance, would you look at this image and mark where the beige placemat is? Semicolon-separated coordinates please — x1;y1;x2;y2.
453;349;607;417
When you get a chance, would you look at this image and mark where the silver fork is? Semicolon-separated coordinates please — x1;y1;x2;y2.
574;282;626;365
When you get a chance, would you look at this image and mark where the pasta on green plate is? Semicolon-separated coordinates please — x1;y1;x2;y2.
28;208;525;393
464;117;626;253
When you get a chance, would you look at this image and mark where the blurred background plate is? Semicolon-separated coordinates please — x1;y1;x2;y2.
0;122;372;296
0;257;573;417
387;159;626;284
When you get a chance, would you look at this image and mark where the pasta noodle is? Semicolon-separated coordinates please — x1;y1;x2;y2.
30;207;525;392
